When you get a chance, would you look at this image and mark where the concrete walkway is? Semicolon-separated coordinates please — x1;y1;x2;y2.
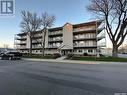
56;56;66;61
22;58;127;64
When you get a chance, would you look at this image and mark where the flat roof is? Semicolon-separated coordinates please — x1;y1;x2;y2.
17;20;103;35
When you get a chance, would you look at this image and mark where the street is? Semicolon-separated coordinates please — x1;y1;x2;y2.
0;60;127;95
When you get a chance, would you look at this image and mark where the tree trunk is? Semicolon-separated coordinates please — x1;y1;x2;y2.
42;45;45;57
29;37;32;54
112;45;118;57
42;29;46;57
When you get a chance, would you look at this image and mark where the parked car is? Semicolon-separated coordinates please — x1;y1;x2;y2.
0;48;22;60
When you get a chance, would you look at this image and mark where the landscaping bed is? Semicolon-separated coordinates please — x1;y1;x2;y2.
22;54;53;59
22;53;61;59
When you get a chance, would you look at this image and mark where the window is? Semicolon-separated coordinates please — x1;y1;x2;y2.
86;41;89;46
56;43;61;47
74;42;78;46
89;41;93;46
79;49;82;53
88;49;93;53
79;34;84;38
79;41;84;46
74;50;77;52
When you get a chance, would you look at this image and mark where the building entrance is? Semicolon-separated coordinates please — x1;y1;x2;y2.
61;49;73;55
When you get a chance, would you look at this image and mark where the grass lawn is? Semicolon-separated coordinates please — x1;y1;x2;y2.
22;54;127;62
71;56;127;62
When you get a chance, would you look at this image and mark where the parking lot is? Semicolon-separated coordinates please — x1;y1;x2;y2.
0;60;127;95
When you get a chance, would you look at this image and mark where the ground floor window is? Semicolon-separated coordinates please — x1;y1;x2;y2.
74;50;77;53
78;49;82;53
88;49;93;53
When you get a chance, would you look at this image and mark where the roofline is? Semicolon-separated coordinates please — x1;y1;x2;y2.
16;30;42;35
48;26;63;31
16;20;104;35
73;20;103;27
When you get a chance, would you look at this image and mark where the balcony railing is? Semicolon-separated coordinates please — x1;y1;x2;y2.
16;46;26;49
73;37;96;41
48;46;59;48
32;41;42;44
73;44;97;48
97;36;105;41
49;38;63;42
16;37;27;40
32;36;42;39
32;46;42;49
49;31;62;36
73;27;96;32
16;42;26;45
32;37;42;42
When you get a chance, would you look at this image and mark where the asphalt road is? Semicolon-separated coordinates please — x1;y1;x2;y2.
0;60;127;95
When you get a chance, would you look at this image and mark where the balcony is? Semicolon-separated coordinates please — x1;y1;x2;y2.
73;37;96;41
97;36;105;41
32;36;42;39
73;27;96;32
73;28;103;35
17;32;27;36
16;42;26;45
31;46;42;50
16;46;26;49
48;46;59;49
49;38;63;43
48;31;62;36
32;42;42;44
73;44;97;48
16;37;27;41
73;27;96;34
32;39;42;44
96;28;104;34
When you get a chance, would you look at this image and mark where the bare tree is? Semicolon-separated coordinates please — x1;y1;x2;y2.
41;12;55;56
20;11;42;54
87;0;127;57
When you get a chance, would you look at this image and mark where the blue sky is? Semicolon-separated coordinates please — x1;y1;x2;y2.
0;0;112;48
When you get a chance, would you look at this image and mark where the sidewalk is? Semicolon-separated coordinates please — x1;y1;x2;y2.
22;58;127;64
22;58;98;64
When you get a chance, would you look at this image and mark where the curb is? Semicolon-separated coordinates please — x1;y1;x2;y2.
22;58;99;64
22;58;127;64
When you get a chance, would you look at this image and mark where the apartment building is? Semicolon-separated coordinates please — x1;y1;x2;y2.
15;20;105;55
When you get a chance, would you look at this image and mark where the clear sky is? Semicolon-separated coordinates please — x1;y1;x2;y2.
0;0;112;48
